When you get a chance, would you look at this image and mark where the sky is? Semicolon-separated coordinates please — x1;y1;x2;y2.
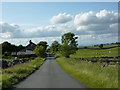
0;2;118;46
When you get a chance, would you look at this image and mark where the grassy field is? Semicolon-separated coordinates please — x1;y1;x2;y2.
2;57;45;89
56;57;118;88
79;43;118;49
56;44;119;88
70;47;119;59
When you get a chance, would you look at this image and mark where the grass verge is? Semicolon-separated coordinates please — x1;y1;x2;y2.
56;57;118;88
2;57;45;89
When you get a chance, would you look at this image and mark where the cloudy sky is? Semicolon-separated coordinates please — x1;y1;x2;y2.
0;2;118;46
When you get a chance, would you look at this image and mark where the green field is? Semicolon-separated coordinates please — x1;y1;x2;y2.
2;57;45;89
79;43;118;49
70;47;119;59
56;57;118;88
56;44;119;88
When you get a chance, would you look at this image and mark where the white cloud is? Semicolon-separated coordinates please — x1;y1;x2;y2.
74;10;118;35
0;32;12;38
74;10;117;26
50;13;73;24
0;9;118;45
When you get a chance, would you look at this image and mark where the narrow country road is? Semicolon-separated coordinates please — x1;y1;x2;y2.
13;57;89;88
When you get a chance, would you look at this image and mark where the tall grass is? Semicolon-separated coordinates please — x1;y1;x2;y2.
2;57;45;89
56;57;118;88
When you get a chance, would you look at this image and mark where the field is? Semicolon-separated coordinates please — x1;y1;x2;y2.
56;44;119;88
2;57;45;89
56;57;118;88
79;43;118;49
71;47;119;59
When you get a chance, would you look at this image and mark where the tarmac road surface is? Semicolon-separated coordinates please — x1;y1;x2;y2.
13;57;89;89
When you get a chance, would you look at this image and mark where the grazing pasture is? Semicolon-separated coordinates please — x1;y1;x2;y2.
71;47;119;59
56;44;119;88
56;57;118;88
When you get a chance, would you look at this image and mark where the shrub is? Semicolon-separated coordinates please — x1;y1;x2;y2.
99;44;103;49
34;46;46;58
59;44;76;58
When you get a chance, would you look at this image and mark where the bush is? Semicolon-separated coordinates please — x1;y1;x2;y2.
34;46;46;58
60;44;76;58
99;44;103;49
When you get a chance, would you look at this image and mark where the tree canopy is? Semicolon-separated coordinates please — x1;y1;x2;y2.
50;41;60;54
34;41;48;57
61;32;78;47
2;41;25;54
99;44;103;49
60;32;78;58
34;46;46;57
37;41;48;49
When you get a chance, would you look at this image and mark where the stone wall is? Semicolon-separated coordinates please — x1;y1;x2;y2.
0;57;35;69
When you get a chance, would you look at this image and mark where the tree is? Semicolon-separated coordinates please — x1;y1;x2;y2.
60;32;78;58
2;41;18;54
99;44;103;49
2;41;25;54
34;46;46;57
17;45;25;51
50;41;60;54
2;41;11;54
61;32;78;47
37;41;48;49
59;44;75;58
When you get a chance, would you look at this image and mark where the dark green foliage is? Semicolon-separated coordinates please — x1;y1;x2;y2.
60;32;78;58
17;45;25;51
2;41;15;54
61;32;78;47
2;41;25;54
34;46;46;57
99;44;103;49
50;41;60;54
37;41;48;49
34;41;48;57
60;44;76;58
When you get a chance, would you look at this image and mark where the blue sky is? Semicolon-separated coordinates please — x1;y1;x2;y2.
0;2;118;46
2;2;118;28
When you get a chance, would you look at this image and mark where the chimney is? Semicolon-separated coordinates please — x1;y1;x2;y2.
29;40;32;44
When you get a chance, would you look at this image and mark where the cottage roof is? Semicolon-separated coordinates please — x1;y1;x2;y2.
19;40;36;52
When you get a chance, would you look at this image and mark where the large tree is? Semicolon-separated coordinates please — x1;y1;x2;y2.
34;46;46;57
2;41;25;55
34;41;48;57
2;41;18;54
60;32;78;58
61;32;78;47
99;44;103;49
37;41;48;49
60;43;75;58
50;41;60;54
